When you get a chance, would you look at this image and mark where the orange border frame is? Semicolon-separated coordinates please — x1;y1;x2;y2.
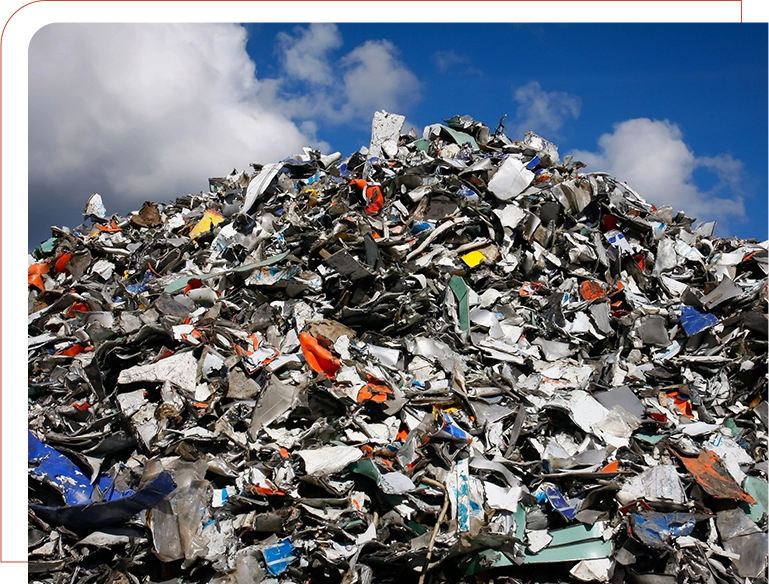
6;0;769;582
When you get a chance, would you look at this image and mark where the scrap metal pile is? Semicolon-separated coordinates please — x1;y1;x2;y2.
28;111;768;584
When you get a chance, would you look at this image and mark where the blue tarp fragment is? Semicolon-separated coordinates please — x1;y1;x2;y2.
30;472;174;531
680;305;718;336
29;431;95;506
631;512;696;549
29;432;174;530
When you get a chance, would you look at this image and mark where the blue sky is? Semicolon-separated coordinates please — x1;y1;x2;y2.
29;23;767;246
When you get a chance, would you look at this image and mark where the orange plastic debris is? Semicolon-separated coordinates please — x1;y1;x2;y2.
350;179;384;214
674;450;755;504
357;386;374;402
261;348;280;368
357;384;390;403
251;485;286;496
182;278;203;295
147;261;162;277
66;302;90;317
279;448;289;459
299;332;341;378
57;344;86;357
579;281;606;301
360;445;374;458
55;252;73;274
364;184;384;214
520;282;543;297
600;460;619;473
667;391;694;419
743;250;761;262
95;220;121;232
357;376;392;403
28;262;49;290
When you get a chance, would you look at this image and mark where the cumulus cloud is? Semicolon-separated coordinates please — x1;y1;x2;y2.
29;23;320;244
28;23;422;245
512;81;581;138
570;118;745;226
262;29;420;125
340;40;420;120
276;23;343;86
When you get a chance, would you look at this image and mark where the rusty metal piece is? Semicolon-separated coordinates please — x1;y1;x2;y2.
674;450;756;504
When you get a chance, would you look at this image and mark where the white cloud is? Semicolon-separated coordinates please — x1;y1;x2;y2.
340;40;420;120
512;81;581;138
29;24;318;220
276;23;343;86
433;50;469;72
28;24;421;245
261;29;420;125
569;118;745;226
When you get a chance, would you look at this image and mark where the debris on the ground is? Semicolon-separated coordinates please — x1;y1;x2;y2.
28;110;768;583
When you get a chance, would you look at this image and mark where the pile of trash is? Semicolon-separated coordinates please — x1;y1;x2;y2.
28;110;768;584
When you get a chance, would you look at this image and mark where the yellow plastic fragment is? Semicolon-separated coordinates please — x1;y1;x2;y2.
190;209;225;239
462;250;486;267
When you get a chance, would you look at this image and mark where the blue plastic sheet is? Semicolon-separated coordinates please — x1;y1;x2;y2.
29;432;174;530
31;472;174;531
526;156;540;170
411;221;433;235
438;412;471;442
29;431;96;506
631;512;696;549
544;484;579;521
680;305;718;336
263;539;295;575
